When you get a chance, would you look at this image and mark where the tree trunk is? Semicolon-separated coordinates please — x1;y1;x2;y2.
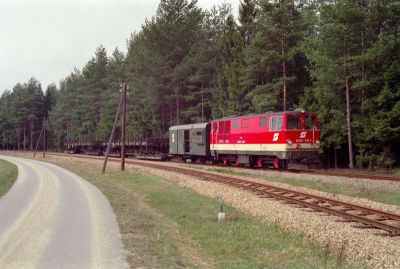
17;127;20;151
162;102;165;134
23;126;26;151
360;0;365;115
175;82;180;125
334;147;338;169
345;75;354;169
201;83;204;121
281;32;287;111
170;99;173;126
30;116;33;151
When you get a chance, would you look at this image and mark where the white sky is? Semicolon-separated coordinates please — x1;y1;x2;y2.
0;0;239;94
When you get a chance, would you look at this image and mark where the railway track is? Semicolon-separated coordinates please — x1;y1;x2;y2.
298;169;400;182
126;161;400;236
161;157;400;182
41;152;400;236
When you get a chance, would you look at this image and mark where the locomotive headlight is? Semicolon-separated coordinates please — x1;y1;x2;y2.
287;139;293;145
316;140;320;144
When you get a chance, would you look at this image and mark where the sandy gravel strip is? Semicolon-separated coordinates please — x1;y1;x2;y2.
0;156;128;269
123;161;400;269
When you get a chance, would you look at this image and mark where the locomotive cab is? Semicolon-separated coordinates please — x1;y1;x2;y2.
284;111;320;168
285;112;320;146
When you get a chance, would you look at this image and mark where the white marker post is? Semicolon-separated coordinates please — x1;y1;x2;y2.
218;198;225;223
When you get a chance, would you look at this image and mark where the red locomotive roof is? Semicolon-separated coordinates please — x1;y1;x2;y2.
213;110;316;121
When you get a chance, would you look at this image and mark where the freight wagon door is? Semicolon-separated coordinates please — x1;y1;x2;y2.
170;130;178;155
178;130;185;155
184;130;190;153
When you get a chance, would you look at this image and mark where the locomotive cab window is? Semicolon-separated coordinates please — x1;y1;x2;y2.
286;115;301;130
233;120;239;128
305;116;318;130
269;116;283;131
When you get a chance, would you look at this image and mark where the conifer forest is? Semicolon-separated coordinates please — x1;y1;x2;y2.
0;0;399;169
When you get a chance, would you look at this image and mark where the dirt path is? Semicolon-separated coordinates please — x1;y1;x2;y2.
0;156;128;269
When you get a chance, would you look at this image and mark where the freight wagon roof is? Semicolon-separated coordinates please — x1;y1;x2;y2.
169;122;209;131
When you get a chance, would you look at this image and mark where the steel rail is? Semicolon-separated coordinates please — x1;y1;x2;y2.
298;169;400;182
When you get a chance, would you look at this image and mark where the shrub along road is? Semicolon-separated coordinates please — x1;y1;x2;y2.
0;159;17;198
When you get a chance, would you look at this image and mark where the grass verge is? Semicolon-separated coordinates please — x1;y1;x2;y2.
30;156;364;269
0;159;18;198
185;165;400;206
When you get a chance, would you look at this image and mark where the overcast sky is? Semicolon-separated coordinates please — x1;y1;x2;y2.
0;0;239;95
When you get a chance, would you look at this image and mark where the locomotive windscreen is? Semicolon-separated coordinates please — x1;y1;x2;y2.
287;115;301;130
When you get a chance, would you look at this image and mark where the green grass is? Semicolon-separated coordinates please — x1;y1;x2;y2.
39;157;365;269
186;165;400;206
0;159;18;197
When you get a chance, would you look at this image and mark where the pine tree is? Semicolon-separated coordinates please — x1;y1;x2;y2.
303;0;365;168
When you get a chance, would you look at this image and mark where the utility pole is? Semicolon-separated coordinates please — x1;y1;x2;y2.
33;119;45;159
121;82;127;171
102;88;124;174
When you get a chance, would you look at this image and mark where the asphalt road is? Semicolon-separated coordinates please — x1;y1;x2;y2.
0;156;128;269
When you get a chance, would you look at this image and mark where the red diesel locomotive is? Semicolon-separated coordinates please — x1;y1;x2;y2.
169;109;320;169
210;110;320;169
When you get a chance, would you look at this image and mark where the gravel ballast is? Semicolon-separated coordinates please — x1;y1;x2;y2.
125;161;400;269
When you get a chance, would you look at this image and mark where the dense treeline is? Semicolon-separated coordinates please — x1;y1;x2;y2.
0;0;399;169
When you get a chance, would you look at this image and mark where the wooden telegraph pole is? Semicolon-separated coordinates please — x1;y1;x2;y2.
102;82;127;174
33;118;45;159
121;82;127;171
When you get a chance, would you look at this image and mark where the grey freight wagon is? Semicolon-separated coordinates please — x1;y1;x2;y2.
169;123;211;162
